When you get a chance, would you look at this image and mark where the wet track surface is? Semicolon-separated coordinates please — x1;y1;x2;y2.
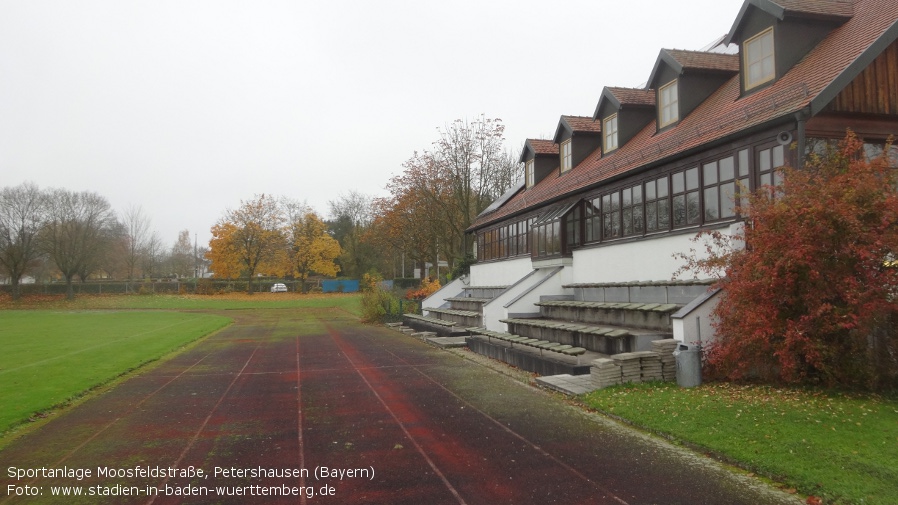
0;308;801;504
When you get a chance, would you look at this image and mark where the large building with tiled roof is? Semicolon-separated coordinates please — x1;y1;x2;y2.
416;0;898;375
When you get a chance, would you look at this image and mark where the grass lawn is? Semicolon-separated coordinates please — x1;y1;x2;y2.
0;292;364;315
0;310;231;437
582;381;898;505
0;292;363;439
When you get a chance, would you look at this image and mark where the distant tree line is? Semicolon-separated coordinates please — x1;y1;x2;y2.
0;183;207;300
210;116;521;290
2;116;523;299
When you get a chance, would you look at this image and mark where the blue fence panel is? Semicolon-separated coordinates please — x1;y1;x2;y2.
321;280;360;293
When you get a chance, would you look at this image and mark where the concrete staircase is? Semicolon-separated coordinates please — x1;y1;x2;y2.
403;285;508;336
465;280;712;377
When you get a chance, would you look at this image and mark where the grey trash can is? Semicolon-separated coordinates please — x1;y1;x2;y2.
673;343;702;388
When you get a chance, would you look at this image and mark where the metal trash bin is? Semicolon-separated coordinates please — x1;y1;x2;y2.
673;343;702;388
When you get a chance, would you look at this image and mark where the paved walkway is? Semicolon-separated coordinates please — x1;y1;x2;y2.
0;309;801;504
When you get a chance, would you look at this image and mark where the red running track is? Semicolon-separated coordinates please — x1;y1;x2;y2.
0;309;799;504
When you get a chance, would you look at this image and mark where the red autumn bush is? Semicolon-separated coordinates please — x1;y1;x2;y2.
679;132;898;389
406;277;441;300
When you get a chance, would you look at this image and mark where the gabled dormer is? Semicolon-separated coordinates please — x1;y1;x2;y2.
593;87;655;155
725;0;853;95
552;115;602;174
647;49;739;132
519;139;559;189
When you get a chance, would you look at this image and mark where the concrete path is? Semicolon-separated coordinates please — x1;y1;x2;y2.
0;308;801;504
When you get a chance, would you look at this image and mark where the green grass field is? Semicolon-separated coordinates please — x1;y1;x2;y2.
0;293;363;439
1;292;364;315
582;381;898;505
0;310;232;436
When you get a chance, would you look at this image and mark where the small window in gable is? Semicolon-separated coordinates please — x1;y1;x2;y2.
603;114;619;153
560;140;572;173
525;159;535;188
658;79;678;128
744;27;775;90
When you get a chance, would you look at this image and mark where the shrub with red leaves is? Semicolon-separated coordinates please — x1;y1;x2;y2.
680;132;898;390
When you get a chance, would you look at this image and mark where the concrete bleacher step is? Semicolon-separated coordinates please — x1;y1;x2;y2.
501;317;670;355
535;300;682;332
425;307;481;323
402;313;468;337
464;327;595;377
443;297;489;313
467;327;587;356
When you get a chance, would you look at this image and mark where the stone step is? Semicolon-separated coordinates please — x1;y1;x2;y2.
535;301;680;332
500;318;670;355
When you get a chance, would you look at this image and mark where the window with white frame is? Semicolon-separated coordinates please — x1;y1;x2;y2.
744;28;775;90
560;140;572;173
525;159;535;188
603;114;619;152
659;80;679;127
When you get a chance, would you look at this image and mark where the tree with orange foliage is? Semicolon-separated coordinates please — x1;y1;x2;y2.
207;194;285;294
369;117;519;278
371;155;452;279
286;210;341;292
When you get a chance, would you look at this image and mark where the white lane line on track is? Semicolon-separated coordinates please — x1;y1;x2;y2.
145;343;262;505
362;330;632;505
296;335;308;505
325;325;468;505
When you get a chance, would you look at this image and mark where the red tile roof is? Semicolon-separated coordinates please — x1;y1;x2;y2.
664;49;740;73
528;139;558;155
606;87;656;107
472;0;897;231
562;115;602;133
776;0;854;18
727;0;854;44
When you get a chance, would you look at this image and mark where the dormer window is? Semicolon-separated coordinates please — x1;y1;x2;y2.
744;28;775;89
658;79;678;127
560;140;572;173
525;159;535;188
603;114;619;152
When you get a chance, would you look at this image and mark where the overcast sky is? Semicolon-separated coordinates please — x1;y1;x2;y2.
1;0;744;248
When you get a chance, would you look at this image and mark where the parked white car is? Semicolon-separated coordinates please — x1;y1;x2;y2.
270;283;288;293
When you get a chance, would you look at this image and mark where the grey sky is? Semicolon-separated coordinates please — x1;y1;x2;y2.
1;0;743;248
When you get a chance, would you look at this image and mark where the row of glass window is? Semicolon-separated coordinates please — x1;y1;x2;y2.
477;217;535;261
480;144;788;261
567;148;761;249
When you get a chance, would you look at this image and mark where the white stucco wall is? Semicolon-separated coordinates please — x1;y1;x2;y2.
422;276;466;310
482;266;573;331
470;256;533;286
571;223;737;283
672;290;721;345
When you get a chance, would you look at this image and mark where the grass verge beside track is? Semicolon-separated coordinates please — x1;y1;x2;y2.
581;381;898;505
0;292;363;315
0;310;231;438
